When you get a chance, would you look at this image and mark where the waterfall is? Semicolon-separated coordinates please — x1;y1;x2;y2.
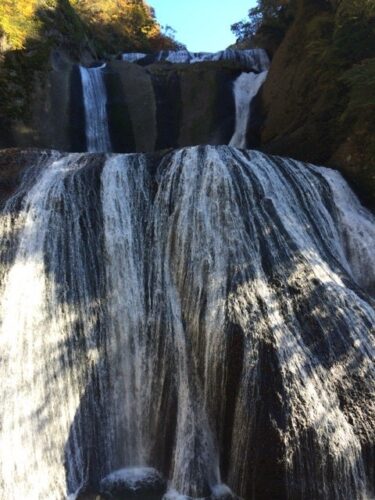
121;52;147;63
79;64;112;153
0;146;374;499
312;165;375;295
122;48;270;72
119;49;270;152
101;154;150;466
229;71;268;148
0;154;108;498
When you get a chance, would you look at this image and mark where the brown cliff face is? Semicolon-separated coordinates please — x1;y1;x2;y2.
258;0;375;208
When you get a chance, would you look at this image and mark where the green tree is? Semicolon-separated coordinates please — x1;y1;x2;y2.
231;0;293;44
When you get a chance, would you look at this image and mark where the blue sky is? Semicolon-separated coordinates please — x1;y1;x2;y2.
150;1;257;52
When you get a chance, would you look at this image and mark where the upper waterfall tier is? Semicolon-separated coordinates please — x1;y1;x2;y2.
0;146;374;500
75;51;269;154
122;48;270;73
75;54;268;153
2;50;269;155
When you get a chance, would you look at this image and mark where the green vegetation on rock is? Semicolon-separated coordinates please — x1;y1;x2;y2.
233;0;375;206
231;0;296;55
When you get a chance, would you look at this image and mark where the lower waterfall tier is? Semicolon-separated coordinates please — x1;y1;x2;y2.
0;146;374;500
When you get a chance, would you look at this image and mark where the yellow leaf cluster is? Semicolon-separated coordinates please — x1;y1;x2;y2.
74;0;162;43
0;0;163;52
0;0;40;49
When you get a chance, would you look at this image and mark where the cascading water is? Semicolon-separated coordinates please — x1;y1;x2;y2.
118;49;270;153
79;64;112;153
0;145;374;500
312;165;375;295
122;48;270;73
101;154;150;467
120;52;147;63
0;154;108;498
229;71;268;148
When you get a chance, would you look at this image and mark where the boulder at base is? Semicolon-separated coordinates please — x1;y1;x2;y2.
99;467;167;500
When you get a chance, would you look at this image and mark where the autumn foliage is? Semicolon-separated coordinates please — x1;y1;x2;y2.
0;0;176;54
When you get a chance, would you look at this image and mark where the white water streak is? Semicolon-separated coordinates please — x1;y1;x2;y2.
80;64;112;153
313;165;375;294
230;71;268;148
101;155;150;465
122;48;270;72
0;155;97;499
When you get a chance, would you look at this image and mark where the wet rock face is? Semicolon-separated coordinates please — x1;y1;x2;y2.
144;62;239;151
77;492;103;500
99;468;167;500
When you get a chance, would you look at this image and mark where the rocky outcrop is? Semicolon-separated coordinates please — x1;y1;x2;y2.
104;59;238;153
99;468;167;500
257;0;375;208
